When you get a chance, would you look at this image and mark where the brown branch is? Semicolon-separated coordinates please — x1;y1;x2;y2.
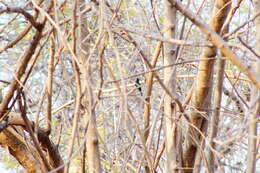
0;1;64;172
0;127;43;173
224;10;260;39
0;0;55;120
64;0;83;172
0;24;44;119
167;0;260;89
143;41;162;140
36;127;64;173
143;41;162;172
0;24;32;53
6;112;64;173
220;0;241;35
18;90;51;172
237;36;260;60
0;6;41;29
112;28;183;109
116;27;211;47
46;37;55;134
106;57;218;84
0;0;44;53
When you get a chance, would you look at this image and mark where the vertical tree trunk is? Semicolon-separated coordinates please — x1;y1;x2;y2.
163;1;182;172
143;41;162;173
205;7;231;173
246;1;260;172
182;0;231;172
78;0;102;172
205;55;226;173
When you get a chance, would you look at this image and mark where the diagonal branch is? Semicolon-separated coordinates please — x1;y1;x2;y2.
0;24;44;119
0;6;41;29
167;0;260;90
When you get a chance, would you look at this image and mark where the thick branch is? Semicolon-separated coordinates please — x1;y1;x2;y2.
167;0;260;89
0;127;43;173
0;6;41;29
6;112;64;173
0;24;44;119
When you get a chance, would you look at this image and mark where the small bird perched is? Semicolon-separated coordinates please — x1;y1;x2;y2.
135;78;142;95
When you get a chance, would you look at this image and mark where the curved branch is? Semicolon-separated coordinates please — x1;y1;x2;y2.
0;21;44;119
0;6;41;29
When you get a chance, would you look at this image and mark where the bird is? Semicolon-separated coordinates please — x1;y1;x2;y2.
135;78;142;95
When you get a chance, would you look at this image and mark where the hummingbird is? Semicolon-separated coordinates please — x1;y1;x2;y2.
135;78;142;95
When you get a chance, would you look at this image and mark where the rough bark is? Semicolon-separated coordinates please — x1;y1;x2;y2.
1;112;64;173
180;0;231;172
0;121;64;173
0;128;43;173
163;0;182;172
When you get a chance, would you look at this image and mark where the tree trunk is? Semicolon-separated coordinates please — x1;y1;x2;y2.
143;41;162;173
246;1;260;172
163;1;182;172
182;0;231;172
78;0;102;172
205;4;231;172
168;0;260;90
0;128;43;173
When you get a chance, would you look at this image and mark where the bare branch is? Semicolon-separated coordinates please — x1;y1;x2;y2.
0;6;41;29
